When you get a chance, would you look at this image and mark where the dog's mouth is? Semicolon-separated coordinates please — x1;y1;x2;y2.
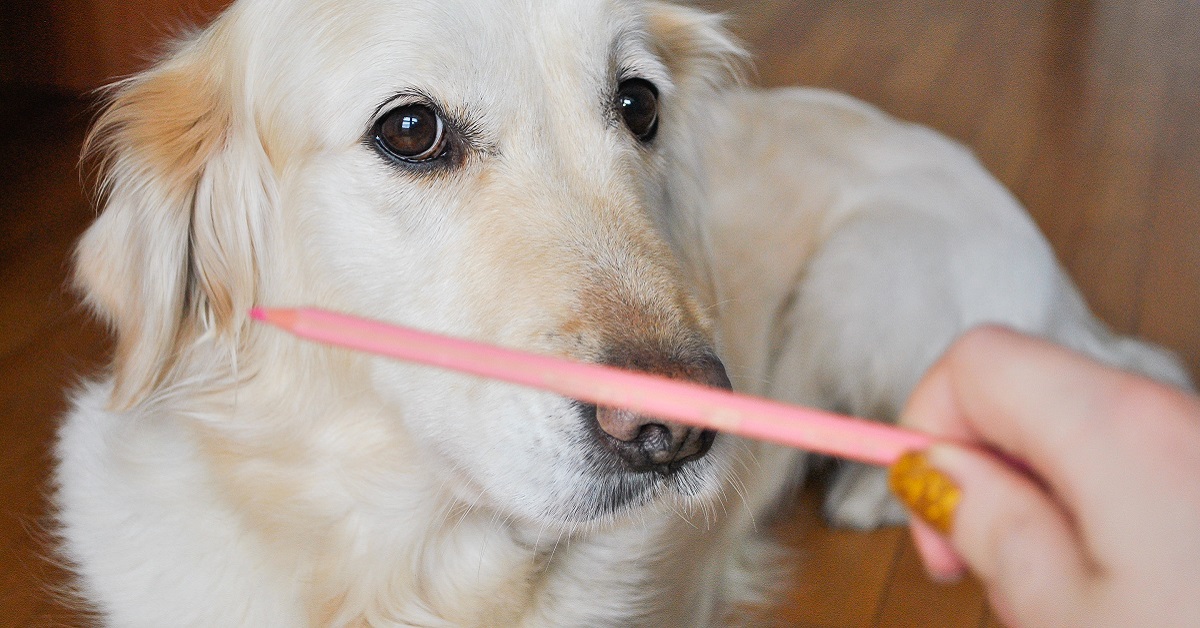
564;450;720;523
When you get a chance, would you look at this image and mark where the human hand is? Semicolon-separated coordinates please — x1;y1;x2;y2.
889;326;1200;627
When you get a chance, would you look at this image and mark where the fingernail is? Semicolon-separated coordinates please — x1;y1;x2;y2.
889;450;961;535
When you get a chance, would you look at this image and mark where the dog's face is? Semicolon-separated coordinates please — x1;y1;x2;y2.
78;0;744;530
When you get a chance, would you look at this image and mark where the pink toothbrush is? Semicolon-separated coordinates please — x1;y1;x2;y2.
251;307;933;466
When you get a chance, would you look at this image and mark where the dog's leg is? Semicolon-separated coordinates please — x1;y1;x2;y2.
768;209;972;529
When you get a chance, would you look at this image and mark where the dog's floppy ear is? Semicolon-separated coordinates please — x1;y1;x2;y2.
77;29;273;410
645;2;748;91
642;3;746;309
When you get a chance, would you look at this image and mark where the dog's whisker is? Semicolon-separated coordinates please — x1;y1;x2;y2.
664;496;699;531
476;509;505;578
449;490;487;540
531;520;551;555
727;477;758;533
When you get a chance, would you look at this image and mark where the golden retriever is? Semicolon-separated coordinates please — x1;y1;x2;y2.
55;0;1190;625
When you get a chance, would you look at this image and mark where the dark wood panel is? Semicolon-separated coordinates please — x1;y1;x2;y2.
0;0;232;91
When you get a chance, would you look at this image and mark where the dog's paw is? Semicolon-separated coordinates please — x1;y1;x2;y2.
821;462;909;530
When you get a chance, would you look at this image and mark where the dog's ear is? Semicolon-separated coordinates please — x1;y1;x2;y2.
641;3;747;310
77;31;273;410
645;2;748;91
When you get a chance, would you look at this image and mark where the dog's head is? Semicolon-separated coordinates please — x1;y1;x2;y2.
77;0;746;529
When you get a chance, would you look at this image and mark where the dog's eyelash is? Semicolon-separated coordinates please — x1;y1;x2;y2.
370;89;437;121
370;91;490;144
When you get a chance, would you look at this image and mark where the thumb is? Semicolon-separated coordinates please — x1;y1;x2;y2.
895;445;1095;627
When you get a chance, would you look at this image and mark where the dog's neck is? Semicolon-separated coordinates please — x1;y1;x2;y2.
133;339;700;625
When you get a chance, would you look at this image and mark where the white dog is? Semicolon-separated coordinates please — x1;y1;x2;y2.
55;0;1190;625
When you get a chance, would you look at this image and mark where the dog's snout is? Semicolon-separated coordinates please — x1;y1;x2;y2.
590;351;729;473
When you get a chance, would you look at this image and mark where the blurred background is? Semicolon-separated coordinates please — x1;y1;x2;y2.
2;0;1197;626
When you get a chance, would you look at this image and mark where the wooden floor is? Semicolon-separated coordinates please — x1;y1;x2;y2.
2;1;1198;626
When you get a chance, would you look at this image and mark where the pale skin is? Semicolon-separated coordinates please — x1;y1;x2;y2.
898;325;1200;628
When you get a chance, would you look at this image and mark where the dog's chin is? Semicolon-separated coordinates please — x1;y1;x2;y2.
538;455;724;529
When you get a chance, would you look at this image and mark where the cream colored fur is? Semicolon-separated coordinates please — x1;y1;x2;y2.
56;0;1191;626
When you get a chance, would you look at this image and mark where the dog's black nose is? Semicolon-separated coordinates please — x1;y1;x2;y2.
589;350;730;473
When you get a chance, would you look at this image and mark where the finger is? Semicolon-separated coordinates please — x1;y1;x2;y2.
899;331;985;441
927;444;1093;626
901;325;1124;507
889;450;966;582
910;517;966;583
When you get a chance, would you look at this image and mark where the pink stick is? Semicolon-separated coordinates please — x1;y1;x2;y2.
251;307;933;465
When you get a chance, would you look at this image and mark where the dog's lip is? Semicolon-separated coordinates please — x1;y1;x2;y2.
554;460;709;524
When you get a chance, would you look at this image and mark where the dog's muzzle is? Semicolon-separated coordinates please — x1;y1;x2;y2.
583;349;730;473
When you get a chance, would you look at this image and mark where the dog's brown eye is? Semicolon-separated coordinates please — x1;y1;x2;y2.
374;104;447;163
616;79;659;143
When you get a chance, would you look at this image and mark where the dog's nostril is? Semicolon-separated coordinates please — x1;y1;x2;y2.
637;422;711;467
636;423;671;459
